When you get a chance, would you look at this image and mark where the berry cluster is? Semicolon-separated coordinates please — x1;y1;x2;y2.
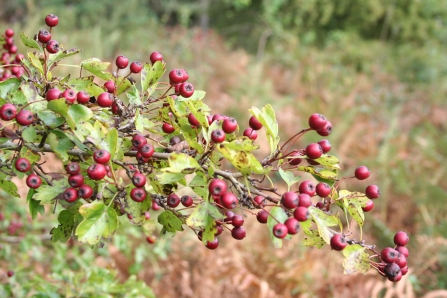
0;28;25;81
378;231;410;282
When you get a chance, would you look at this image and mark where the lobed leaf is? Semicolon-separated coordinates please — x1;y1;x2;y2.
342;244;370;274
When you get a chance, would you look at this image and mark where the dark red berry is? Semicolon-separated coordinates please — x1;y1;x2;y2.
5;29;14;37
162;123;175;134
76;91;90;104
362;200;374;212
45;14;59;27
211;129;226;143
132;134;147;150
384;263;401;280
308;113;327;130
6;270;14;277
130;61;143;73
330;234;347;251
249;116;263;130
395;246;409;258
243;128;258;140
231;215;244;227
139;144;154;158
179;82;194;98
315;182;331;198
132;172;146;187
97;92;114;107
231;226;246;240
299;180;316;196
365;185;380;199
222;118;238;134
46;40;60;54
224;211;235;221
205;237;219;250
400;266;408;276
394;231;409;246
273;223;288;239
212;114;225;123
297;193;312;208
68;174;84;188
115;55;129;69
355;166;370;180
293;206;310;222
78;184;93;199
284;218;300;235
215;225;224;236
181;195;193;207
281;191;299;209
167;193;180;208
104;80;116;93
253;195;265;207
8;45;17;54
169;69;184;85
188;113;200;127
180;69;189;82
150;51;163;64
130;188;147;202
15;110;34;126
62;89;76;104
146;235;156;244
46;88;61;101
317;121;332;136
221;192;238;209
15;158;31;172
65;162;80;175
256;210;269;223
209;179;227;196
26;174;42;189
288;151;303;166
395;253;407;268
63;188;78;203
0;103;17;120
93;149;111;164
38;30;51;43
381;247;399;263
306;143;323;159
87;164;107;180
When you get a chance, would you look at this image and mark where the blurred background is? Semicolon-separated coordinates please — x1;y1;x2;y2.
1;0;447;297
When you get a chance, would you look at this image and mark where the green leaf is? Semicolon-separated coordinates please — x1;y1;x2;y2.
27;189;45;220
141;61;165;93
186;201;224;227
116;76;132;95
314;154;341;169
342;244;370;274
186;100;209;128
298;165;338;180
135;109;154;132
47;48;82;69
100;128;118;159
22;126;37;143
0;78;20;99
47;98;69;117
267;206;288;248
0;180;19;197
67;76;94;92
81;58;113;80
10;89;27;105
224;138;259;151
217;143;270;175
21;81;47;114
66;104;93;129
19;31;42;50
249;104;280;155
278;168;301;191
157;172;186;185
48;131;74;161
158;210;184;233
189;172;209;199
178;90;206;101
76;201;119;245
123;192;152;225
37;110;65;128
34;179;69;204
28;52;44;75
161;152;201;174
308;206;341;244
302;231;326;248
50;210;77;243
127;84;141;105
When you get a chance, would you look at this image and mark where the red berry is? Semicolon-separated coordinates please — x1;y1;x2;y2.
206;237;219;250
104;80;116;93
256;210;269;223
293;206;310;222
169;69;184;85
46;88;61;101
6;270;14;277
253;195;265;207
306;143;323;159
146;235;157;244
315;182;331;198
317;139;331;153
179;82;194;98
384;263;401;280
162;123;175;134
231;215;244;227
76;91;90;104
132;134;147;150
15;110;34;126
212;114;225;122
78;184;94;199
395;246;409;258
188;113;200;127
365;185;380;199
87;164;107;180
26;174;42;189
181;195;193;207
15;158;31;172
37;30;51;43
45;14;59;27
284;218;300;235
209;179;227;196
224;211;235;221
93;149;111;164
139;144;154;158
115;55;129;69
180;69;189;82
132;172;147;187
281;191;299;209
231;226;246;240
288;151;303;166
167;193;180;208
65;162;80;175
400;266;408;276
150;51;163;64
395;253;407;268
243;128;258;140
63;188;78;203
222;117;238;134
130;61;143;73
136;152;150;164
317;121;332;136
215;225;224;236
381;247;399;263
145;212;151;220
273;223;288;239
62;89;76;104
297;193;312;208
130;188;147;202
330;234;347;251
308;113;327;130
97;92;114;107
0;103;17;120
248;116;263;130
362;200;374;212
211;129;226;143
221;192;238;209
152;201;160;210
394;231;409;246
8;45;17;54
5;28;14;37
355;166;370;180
68;174;84;188
46;40;60;54
299;180;316;196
